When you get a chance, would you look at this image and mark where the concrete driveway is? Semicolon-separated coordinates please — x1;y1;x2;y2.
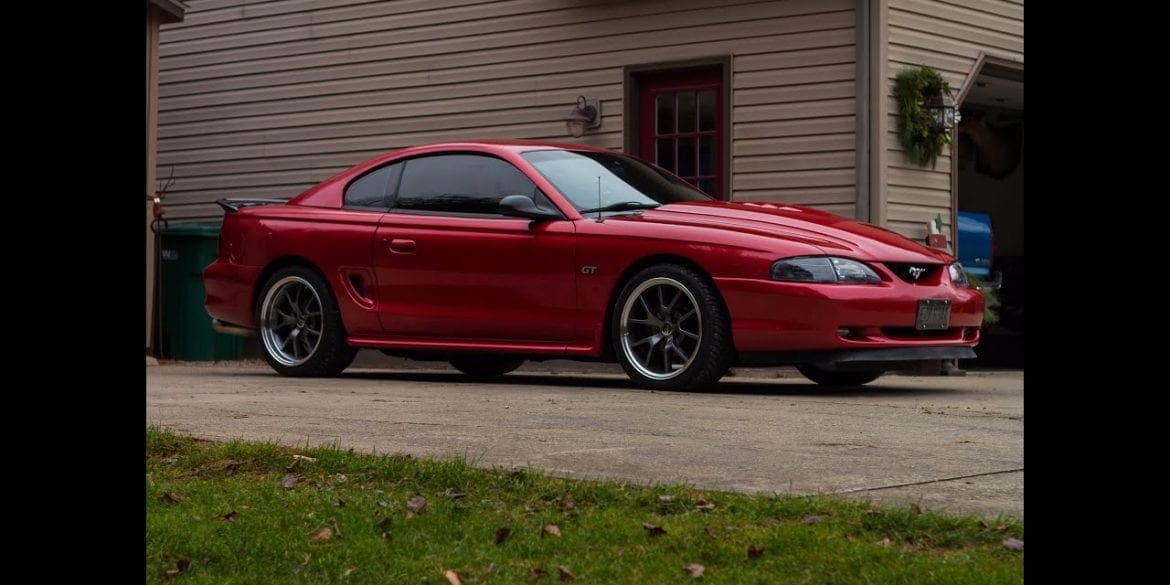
146;357;1023;519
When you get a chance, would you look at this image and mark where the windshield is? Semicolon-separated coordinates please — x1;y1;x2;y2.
520;150;712;212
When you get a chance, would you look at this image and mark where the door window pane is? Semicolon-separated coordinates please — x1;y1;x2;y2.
656;138;675;171
396;154;536;215
698;178;715;195
677;92;696;133
698;90;716;131
677;137;696;177
656;94;674;134
699;135;714;176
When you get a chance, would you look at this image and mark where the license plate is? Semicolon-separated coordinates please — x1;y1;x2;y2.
916;299;951;330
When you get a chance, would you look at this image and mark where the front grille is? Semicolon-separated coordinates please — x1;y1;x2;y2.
884;263;942;284
880;327;963;340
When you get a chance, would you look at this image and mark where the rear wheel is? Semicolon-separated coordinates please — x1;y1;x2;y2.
256;266;356;377
449;356;524;377
796;365;883;387
612;264;732;391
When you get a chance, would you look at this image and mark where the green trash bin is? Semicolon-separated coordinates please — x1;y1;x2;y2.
157;221;244;361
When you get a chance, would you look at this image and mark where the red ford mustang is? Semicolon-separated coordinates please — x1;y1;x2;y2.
204;140;982;391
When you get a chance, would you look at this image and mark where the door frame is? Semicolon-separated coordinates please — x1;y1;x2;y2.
624;57;732;200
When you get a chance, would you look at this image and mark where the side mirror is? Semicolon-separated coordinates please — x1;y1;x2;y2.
499;195;561;221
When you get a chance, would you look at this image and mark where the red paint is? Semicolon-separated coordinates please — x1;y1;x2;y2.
204;140;981;362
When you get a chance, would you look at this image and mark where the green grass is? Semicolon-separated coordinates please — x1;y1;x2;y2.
147;427;1023;584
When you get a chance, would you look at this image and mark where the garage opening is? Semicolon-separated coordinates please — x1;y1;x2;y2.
955;58;1023;366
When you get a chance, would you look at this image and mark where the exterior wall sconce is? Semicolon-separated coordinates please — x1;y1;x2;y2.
565;95;601;137
924;90;958;131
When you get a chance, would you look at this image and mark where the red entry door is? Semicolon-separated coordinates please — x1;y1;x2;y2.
638;68;724;198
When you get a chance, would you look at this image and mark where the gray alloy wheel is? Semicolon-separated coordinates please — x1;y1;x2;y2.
619;277;702;381
256;266;356;377
612;264;733;391
260;275;323;367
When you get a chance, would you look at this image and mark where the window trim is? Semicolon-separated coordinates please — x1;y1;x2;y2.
342;161;403;210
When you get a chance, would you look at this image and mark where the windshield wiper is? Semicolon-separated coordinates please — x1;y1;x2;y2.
578;201;661;214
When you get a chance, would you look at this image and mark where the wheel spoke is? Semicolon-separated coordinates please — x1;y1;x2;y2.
665;289;681;311
678;308;697;322
638;296;654;318
631;332;662;348
657;285;665;309
670;343;689;362
677;328;699;340
662;343;671;372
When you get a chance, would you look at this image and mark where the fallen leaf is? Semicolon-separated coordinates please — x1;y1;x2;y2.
342;568;355;577
684;563;705;578
335;473;348;482
301;553;311;566
748;544;765;559
336;499;346;508
441;488;467;500
220;511;238;522
909;503;922;516
225;462;240;475
485;563;497;574
331;517;343;537
694;499;715;511
282;474;299;490
558;566;575;581
642;523;667;537
161;492;184;505
405;510;417;520
703;525;717;539
162;455;180;465
230;411;248;419
162;559;190;582
443;569;463;585
658;495;675;503
293;454;317;463
493;527;511;545
528;568;549;580
543;523;561;537
1002;537;1024;551
378;500;389;508
407;495;427;513
803;514;824;524
309;526;333;544
876;537;893;547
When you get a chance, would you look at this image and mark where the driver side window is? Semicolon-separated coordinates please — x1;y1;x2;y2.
394;154;551;216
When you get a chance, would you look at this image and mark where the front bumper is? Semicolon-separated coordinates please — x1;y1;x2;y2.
738;346;977;368
715;277;984;353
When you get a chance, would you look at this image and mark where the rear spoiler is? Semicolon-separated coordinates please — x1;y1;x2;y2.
216;198;289;213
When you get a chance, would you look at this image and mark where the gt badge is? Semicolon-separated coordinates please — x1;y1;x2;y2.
581;266;597;275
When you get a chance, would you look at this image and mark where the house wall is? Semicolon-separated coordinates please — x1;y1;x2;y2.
156;0;859;220
884;0;1023;240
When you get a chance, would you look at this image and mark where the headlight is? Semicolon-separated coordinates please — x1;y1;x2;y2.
948;262;969;287
771;256;881;284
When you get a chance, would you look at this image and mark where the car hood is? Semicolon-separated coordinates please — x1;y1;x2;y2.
615;201;954;263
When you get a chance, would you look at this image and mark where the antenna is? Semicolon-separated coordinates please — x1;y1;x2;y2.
595;176;602;222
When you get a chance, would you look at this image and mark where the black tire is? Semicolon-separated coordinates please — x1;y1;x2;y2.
611;264;733;391
255;265;357;377
449;355;524;377
796;365;883;387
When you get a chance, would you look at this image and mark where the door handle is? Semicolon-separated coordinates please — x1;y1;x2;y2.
386;238;416;253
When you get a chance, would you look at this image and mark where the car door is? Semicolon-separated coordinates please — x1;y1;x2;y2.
373;153;577;343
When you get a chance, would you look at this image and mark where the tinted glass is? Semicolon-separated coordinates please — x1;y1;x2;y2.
395;154;538;215
521;150;712;211
343;162;402;208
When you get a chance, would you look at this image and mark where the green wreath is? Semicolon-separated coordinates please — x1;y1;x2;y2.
894;66;953;168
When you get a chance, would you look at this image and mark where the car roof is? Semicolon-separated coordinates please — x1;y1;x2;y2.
402;139;613;153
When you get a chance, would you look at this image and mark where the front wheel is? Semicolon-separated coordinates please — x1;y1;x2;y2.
256;266;356;377
612;264;733;391
449;356;524;377
796;365;883;387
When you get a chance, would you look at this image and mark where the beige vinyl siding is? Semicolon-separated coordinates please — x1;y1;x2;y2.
884;0;1022;240
157;0;856;220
